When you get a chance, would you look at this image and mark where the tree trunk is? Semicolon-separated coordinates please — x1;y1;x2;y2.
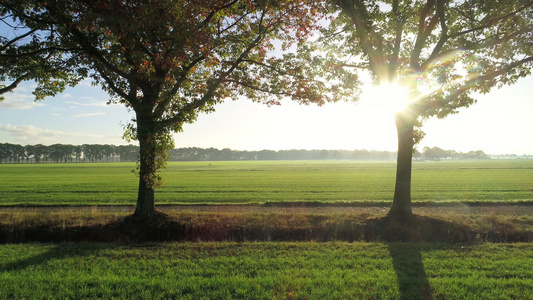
133;111;157;218
135;173;156;217
388;111;416;221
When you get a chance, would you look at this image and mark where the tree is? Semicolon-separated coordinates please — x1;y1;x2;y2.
10;143;26;163
446;149;458;160
0;143;11;163
116;144;139;162
257;150;278;160
413;148;422;160
48;143;73;163
465;150;489;160
5;0;354;218
321;0;532;220
423;146;446;160
73;145;83;163
0;6;82;100
32;144;48;163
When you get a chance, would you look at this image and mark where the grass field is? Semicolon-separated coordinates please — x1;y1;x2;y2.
1;160;532;299
1;242;532;299
1;160;532;206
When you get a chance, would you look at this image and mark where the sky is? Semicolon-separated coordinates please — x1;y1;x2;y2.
0;74;532;155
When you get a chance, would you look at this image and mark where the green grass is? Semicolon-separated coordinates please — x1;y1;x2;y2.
1;160;532;206
0;242;531;299
2;161;532;299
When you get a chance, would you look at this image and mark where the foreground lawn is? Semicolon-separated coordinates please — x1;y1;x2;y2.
1;242;531;299
1;160;532;206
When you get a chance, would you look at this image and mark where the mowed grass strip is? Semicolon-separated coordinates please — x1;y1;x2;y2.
1;160;532;206
0;242;531;299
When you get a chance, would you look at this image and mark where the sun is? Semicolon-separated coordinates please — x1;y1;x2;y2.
345;81;412;148
359;82;410;117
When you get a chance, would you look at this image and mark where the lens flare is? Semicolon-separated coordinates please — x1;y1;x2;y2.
360;82;411;116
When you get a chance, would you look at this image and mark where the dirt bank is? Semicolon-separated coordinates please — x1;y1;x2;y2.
1;203;531;216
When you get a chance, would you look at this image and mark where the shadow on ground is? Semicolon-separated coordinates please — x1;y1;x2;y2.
1;212;529;300
0;243;117;274
0;211;530;243
388;244;434;300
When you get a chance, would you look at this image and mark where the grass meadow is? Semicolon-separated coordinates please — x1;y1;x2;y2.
1;159;532;206
1;160;532;299
1;242;532;299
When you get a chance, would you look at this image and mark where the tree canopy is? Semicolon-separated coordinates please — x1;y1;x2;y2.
319;0;533;219
325;0;532;120
0;6;82;100
2;0;358;218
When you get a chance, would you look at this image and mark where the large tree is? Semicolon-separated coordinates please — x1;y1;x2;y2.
320;0;532;220
4;0;355;218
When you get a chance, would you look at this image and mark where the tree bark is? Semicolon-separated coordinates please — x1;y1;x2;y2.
133;110;157;218
388;111;416;221
134;170;156;218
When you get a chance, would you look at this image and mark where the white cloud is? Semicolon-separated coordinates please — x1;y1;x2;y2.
62;93;74;98
0;124;123;145
0;93;44;110
74;112;106;118
65;99;109;107
0;124;58;137
11;83;38;93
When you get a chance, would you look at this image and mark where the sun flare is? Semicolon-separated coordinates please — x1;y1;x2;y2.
360;82;410;116
345;82;412;148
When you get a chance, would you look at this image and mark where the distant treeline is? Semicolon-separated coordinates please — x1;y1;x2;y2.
170;148;396;161
418;146;490;161
0;143;496;163
0;143;138;163
0;143;395;163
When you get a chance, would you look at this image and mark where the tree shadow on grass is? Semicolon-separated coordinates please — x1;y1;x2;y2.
388;243;433;300
365;214;478;243
0;212;188;244
0;243;116;273
0;214;183;274
365;214;478;300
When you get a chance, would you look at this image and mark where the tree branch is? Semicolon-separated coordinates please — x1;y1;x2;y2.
465;25;532;51
152;55;207;120
217;14;247;37
389;0;403;80
202;0;238;26
333;62;369;70
0;73;28;95
411;0;437;69
93;64;130;102
222;79;290;96
240;59;307;80
452;3;533;38
337;0;386;78
423;0;449;67
0;28;37;51
442;56;533;104
158;20;267;129
0;45;82;59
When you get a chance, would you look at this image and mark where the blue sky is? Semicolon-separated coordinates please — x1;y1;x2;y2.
0;74;532;155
